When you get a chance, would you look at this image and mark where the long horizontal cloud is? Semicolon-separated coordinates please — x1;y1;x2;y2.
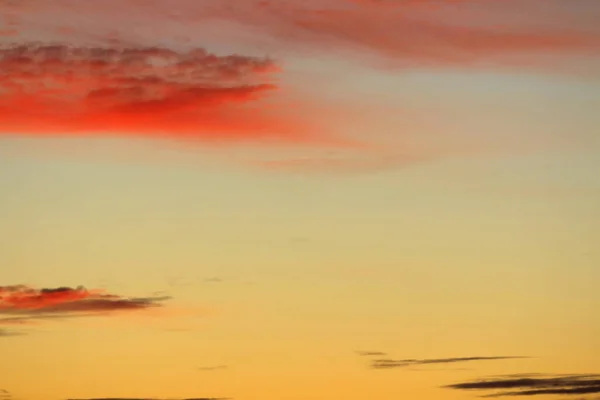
0;43;341;146
371;356;526;369
5;1;599;74
356;351;387;356
444;373;600;397
197;0;600;73
0;285;169;325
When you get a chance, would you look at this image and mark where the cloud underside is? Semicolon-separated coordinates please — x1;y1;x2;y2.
370;356;526;369
0;43;340;146
0;285;169;331
445;373;600;397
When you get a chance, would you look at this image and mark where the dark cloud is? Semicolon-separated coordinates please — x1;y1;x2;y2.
0;285;170;327
356;351;387;356
444;373;600;397
371;356;527;369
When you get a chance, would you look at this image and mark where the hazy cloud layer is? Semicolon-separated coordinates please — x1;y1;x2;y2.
444;373;600;397
371;356;527;369
2;0;596;169
4;1;598;74
193;0;600;74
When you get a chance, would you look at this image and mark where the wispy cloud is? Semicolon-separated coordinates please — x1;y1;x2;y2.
444;373;600;397
0;285;170;329
198;0;600;74
0;328;23;336
370;356;527;369
356;351;387;356
197;365;229;371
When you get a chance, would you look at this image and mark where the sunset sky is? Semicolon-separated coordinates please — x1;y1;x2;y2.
1;1;599;400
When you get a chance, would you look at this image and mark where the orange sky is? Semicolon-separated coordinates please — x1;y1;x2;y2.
1;1;599;400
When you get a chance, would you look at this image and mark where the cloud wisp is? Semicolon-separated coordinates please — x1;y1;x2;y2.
0;328;25;337
370;356;528;369
356;351;387;357
444;373;600;397
0;285;170;330
197;365;229;371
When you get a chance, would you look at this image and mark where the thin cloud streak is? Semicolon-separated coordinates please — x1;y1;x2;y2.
371;356;528;369
444;373;600;397
356;351;388;356
0;328;25;337
197;365;229;371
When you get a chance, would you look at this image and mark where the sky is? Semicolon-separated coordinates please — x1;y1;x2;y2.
1;1;599;399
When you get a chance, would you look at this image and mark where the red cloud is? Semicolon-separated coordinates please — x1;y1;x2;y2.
0;285;168;317
0;43;341;146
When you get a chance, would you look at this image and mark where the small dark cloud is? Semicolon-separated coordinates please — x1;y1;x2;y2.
444;373;600;397
371;356;528;369
204;278;223;283
0;285;170;330
356;350;387;356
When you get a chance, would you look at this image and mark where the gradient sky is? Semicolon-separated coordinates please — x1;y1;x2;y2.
1;1;600;400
